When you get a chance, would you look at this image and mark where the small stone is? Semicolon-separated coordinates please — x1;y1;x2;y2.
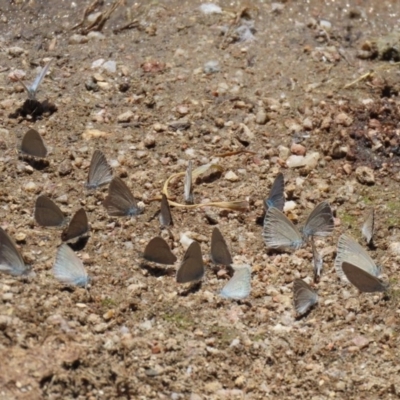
336;381;346;391
168;118;191;131
58;160;73;176
117;110;134;123
87;31;105;40
204;60;220;74
389;242;400;255
144;134;156;148
7;46;24;57
103;310;115;321
102;60;117;74
91;59;105;69
177;105;189;115
278;145;290;160
69;34;89;44
302;117;313;130
235;375;246;387
342;163;352;175
290;143;306;156
204;381;222;393
87;11;102;23
335;112;353;127
97;81;110;90
331;142;348;159
82;129;108;140
225;171;239;182
255;108;268;125
3;293;13;301
15;232;26;242
93;323;108;333
355;166;375;185
24;181;37;192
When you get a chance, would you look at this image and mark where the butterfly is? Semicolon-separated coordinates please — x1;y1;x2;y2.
61;208;89;242
184;161;194;204
18;59;52;100
334;234;380;283
293;279;318;315
0;228;31;276
53;244;89;287
220;265;251;300
176;241;205;283
159;194;173;227
210;227;232;265
264;172;285;211
301;202;334;240
86;150;113;189
103;177;141;216
143;237;177;265
20;129;47;158
34;195;66;227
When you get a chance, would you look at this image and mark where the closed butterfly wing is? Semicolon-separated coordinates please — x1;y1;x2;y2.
176;241;205;283
103;177;141;216
264;172;285;211
0;228;29;276
362;208;374;245
335;234;380;282
303;201;334;239
210;227;232;265
184;161;194;204
293;279;318;315
342;262;387;293
27;59;52;100
53;244;89;287
35;195;66;227
220;265;251;300
159;194;173;227
61;208;89;242
86;150;113;189
20;129;47;158
262;207;303;250
143;237;177;265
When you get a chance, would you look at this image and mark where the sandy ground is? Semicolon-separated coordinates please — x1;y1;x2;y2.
1;0;400;399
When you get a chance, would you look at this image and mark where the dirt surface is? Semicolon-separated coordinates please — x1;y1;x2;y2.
2;0;400;399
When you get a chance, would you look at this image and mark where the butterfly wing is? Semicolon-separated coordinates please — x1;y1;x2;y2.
61;208;89;242
20;129;47;158
159;194;173;227
34;195;66;227
210;227;232;265
342;262;387;293
176;241;205;283
0;228;28;276
293;279;318;315
143;237;177;265
265;172;285;211
53;244;88;287
103;177;140;216
86;150;113;189
262;207;303;250
303;201;334;238
184;161;194;204
220;265;251;300
28;59;52;99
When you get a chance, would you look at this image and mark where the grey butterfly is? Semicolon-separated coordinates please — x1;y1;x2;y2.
334;234;380;283
293;279;318;315
86;150;113;190
53;244;89;287
143;237;177;265
302;201;334;240
342;262;387;293
0;228;31;276
262;207;304;250
311;237;323;283
361;208;374;245
20;129;47;158
61;208;89;242
159;194;173;227
184;161;194;204
264;172;285;211
210;227;232;266
220;264;251;300
103;177;141;216
34;195;66;227
176;241;204;283
18;59;52;100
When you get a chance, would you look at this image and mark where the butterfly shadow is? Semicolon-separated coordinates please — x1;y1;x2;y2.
178;281;202;297
256;211;266;226
19;155;49;171
67;236;90;251
140;262;175;278
9;99;57;121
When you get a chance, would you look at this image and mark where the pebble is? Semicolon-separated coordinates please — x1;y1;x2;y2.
144;134;156;148
168;118;191;131
58;160;73;176
204;60;220;74
302;117;313;130
7;46;24;56
24;181;37;192
93;323;108;333
82;129;108;140
117;111;134;123
200;3;222;14
278;145;290;160
335;112;353;127
255;108;268;125
87;31;105;41
69;34;89;44
225;171;239;182
290;143;306;156
389;242;400;255
91;59;105;69
102;60;117;74
355;166;375;185
15;232;26;242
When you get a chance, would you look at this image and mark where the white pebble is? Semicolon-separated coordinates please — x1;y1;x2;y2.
225;171;239;182
92;59;105;69
199;3;222;14
24;181;37;192
102;60;117;74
